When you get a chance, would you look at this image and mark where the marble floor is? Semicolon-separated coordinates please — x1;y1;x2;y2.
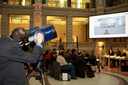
26;66;128;85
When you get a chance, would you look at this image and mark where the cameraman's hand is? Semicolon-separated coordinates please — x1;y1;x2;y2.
36;33;44;44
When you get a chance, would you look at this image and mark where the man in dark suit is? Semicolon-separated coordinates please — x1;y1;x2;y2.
0;28;44;85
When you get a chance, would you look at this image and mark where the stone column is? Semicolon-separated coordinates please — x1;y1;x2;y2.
42;15;46;27
66;15;72;48
91;0;95;8
95;0;106;8
1;13;9;36
35;0;42;4
83;25;86;42
30;14;34;29
95;0;106;15
33;0;43;28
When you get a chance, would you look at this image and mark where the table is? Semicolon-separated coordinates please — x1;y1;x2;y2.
101;55;128;68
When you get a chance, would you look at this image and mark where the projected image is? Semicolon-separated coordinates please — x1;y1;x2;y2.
94;16;125;35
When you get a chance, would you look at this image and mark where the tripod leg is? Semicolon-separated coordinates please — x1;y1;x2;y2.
40;70;45;85
25;67;33;77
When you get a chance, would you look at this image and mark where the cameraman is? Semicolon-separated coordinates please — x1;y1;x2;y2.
0;28;44;85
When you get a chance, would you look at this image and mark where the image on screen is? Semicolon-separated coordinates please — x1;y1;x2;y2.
89;12;128;38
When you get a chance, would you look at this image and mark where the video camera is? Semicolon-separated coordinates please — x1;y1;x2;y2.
26;24;57;47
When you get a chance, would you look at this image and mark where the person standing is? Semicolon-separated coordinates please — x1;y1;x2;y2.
0;28;44;85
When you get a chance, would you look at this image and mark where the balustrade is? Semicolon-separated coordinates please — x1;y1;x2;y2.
111;42;127;48
43;42;93;48
113;0;128;6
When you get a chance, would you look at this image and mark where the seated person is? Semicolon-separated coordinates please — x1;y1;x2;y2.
45;50;51;71
69;49;77;65
121;49;127;65
75;51;95;78
64;49;71;62
115;47;121;56
56;50;77;80
108;48;115;67
121;49;126;57
108;48;114;56
50;51;57;67
88;50;104;72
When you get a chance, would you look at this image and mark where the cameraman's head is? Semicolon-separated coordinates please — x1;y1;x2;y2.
10;28;28;45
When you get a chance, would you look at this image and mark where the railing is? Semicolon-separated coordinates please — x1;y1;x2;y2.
113;0;128;6
43;42;93;49
43;42;128;51
111;42;127;48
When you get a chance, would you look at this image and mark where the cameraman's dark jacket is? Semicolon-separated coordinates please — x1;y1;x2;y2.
0;36;43;85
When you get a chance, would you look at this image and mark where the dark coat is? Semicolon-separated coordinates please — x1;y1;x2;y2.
0;36;43;85
75;56;87;78
108;50;114;55
88;55;96;66
49;61;62;80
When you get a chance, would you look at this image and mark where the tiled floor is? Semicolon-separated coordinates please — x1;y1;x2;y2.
26;66;128;85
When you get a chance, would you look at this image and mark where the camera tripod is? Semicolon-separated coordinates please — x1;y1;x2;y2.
25;55;49;85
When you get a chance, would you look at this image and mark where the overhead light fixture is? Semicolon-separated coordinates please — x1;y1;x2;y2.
54;19;61;21
82;20;87;22
12;17;21;20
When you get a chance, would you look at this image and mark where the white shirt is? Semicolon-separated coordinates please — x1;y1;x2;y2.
56;55;67;66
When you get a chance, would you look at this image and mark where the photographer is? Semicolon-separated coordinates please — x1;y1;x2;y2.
0;28;44;85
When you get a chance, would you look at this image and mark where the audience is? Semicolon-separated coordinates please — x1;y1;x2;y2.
43;48;126;79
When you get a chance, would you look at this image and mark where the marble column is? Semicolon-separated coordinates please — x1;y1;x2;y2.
35;0;42;4
66;15;72;47
95;0;106;8
42;15;46;27
33;0;43;28
30;14;34;29
95;0;106;15
1;13;9;36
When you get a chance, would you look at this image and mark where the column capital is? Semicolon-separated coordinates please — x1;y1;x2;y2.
33;4;43;8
